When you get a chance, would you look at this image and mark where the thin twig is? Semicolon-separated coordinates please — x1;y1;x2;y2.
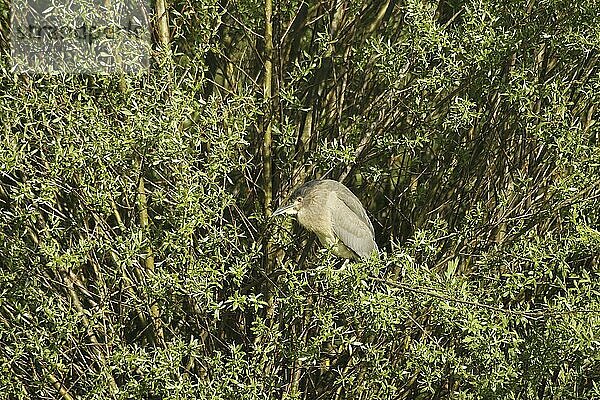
369;277;600;320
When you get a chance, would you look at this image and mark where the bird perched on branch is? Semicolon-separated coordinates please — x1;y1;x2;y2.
272;179;378;260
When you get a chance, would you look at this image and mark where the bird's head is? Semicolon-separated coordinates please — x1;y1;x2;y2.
272;181;319;217
272;194;304;217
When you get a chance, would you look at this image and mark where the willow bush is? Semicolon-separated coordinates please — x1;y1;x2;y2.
1;0;599;399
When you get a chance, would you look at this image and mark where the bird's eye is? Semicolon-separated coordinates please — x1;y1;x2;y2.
296;196;303;203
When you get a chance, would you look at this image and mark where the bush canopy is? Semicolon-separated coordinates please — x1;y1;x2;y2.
0;0;599;399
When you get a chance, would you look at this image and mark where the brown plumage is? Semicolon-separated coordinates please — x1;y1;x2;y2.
273;179;378;260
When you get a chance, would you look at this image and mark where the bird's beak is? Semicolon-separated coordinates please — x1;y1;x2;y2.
272;203;296;217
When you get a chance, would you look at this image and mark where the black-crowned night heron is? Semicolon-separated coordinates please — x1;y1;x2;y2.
272;179;378;260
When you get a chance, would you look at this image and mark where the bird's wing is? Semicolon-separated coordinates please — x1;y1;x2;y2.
322;180;374;236
330;193;377;259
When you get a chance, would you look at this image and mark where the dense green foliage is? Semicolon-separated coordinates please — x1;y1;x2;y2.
1;0;599;399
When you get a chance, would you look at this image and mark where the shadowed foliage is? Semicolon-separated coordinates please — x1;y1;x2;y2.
0;0;599;399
